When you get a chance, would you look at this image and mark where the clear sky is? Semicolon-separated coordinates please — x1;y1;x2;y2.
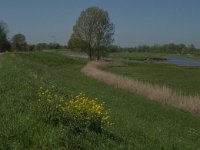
0;0;200;47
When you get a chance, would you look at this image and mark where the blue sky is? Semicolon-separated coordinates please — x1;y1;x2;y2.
0;0;200;47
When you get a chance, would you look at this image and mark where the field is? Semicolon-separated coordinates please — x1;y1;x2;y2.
191;53;200;59
106;62;200;96
1;51;200;149
108;52;168;61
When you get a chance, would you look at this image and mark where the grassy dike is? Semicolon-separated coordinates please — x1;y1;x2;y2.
0;52;200;149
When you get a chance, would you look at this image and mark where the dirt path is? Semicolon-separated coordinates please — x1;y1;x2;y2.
81;61;200;114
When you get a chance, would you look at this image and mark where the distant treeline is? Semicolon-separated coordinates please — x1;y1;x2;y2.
108;43;200;54
28;43;66;51
1;42;65;52
0;20;66;52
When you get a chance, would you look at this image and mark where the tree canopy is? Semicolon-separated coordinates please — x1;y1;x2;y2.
69;7;114;60
108;43;200;54
11;33;27;51
0;20;10;52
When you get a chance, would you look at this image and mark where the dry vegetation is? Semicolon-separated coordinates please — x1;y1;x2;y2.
81;61;200;114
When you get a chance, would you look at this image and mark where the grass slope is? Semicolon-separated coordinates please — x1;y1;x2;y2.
0;52;200;149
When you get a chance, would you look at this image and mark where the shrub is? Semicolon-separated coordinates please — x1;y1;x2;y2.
38;87;64;125
38;87;112;133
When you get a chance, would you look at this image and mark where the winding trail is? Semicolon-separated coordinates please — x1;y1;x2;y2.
81;61;200;114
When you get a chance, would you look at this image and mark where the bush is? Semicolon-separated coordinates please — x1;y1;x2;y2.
38;87;112;133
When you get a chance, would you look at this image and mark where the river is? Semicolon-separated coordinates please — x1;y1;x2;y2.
159;55;200;66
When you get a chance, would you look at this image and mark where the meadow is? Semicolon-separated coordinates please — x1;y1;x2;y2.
106;62;200;96
108;52;168;61
1;51;200;149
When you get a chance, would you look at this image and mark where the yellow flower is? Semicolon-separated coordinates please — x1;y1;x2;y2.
38;87;113;130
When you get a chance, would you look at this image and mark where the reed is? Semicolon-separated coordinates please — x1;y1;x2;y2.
81;61;200;114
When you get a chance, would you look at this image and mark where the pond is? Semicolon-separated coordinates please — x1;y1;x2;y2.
160;55;200;66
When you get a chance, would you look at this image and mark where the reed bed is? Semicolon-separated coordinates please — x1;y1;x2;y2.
81;61;200;114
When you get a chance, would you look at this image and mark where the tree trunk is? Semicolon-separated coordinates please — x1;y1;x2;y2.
88;36;92;60
89;43;92;60
97;40;100;61
97;47;100;61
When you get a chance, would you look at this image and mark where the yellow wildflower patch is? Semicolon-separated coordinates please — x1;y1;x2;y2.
38;87;112;133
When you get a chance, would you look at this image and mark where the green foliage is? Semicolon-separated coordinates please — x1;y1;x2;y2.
0;20;11;52
11;33;27;51
69;6;114;60
33;42;64;51
68;34;88;52
48;42;63;49
37;87;64;126
38;87;112;133
35;43;48;50
108;43;200;54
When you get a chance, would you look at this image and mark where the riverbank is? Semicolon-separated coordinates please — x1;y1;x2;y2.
82;61;200;114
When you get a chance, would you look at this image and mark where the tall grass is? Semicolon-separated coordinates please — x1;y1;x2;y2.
81;61;200;114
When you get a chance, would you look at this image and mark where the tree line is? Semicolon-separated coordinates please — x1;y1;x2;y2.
107;43;200;54
0;20;10;52
0;20;65;52
0;20;29;52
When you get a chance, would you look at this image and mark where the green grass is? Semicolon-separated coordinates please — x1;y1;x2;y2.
108;52;168;61
42;48;70;52
191;53;200;60
106;62;200;96
1;52;200;149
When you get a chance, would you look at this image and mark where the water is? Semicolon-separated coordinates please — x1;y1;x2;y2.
161;55;200;66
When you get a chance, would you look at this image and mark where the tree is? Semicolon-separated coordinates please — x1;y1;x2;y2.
107;45;122;52
0;20;10;52
69;7;114;60
188;44;195;52
36;43;48;50
11;33;27;51
68;33;88;51
48;42;62;49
